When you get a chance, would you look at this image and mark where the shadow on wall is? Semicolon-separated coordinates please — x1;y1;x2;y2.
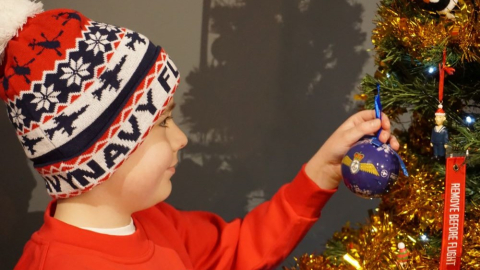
166;0;369;265
1;0;369;268
0;104;44;270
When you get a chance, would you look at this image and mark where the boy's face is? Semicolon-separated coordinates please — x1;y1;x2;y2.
435;115;446;126
104;99;187;212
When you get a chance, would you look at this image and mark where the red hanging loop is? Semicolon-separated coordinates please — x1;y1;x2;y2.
439;49;455;104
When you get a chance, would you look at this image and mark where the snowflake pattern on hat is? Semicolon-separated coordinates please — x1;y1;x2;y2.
9;103;26;128
31;85;61;111
60;58;91;87
85;32;109;55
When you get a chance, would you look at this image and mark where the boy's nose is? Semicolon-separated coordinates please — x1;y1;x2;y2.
169;123;188;151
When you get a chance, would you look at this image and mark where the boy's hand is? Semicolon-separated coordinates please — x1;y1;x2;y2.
305;110;399;190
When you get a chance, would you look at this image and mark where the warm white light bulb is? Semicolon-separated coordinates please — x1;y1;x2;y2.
343;254;362;270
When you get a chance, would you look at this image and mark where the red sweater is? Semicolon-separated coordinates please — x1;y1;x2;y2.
15;166;336;270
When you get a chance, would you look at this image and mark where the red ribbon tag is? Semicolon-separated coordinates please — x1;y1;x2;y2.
439;157;466;270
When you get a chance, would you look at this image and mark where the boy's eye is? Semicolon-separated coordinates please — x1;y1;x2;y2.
159;116;172;127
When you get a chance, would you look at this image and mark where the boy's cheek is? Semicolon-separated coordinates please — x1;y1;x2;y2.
145;143;173;165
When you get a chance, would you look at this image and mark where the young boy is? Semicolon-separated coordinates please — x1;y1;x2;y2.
1;1;399;269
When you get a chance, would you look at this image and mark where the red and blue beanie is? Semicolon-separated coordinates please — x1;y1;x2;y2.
0;0;180;199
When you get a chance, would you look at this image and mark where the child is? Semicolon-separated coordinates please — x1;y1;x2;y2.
1;1;399;269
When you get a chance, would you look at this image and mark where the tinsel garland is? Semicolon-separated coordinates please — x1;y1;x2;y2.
373;0;480;63
284;207;480;269
381;144;445;232
284;146;480;269
462;204;480;268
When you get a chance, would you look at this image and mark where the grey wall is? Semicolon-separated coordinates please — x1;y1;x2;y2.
0;0;380;269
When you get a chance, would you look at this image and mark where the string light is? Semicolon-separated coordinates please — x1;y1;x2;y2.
420;234;429;241
407;235;417;243
466;116;474;124
343;253;363;270
428;67;436;74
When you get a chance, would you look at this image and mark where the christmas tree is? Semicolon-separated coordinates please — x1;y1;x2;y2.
285;0;480;269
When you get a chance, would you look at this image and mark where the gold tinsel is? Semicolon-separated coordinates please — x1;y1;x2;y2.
372;0;480;63
284;213;438;269
282;254;348;270
286;144;480;269
461;203;480;269
382;142;445;232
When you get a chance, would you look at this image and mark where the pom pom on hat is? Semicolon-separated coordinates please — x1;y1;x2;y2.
0;0;44;64
435;104;446;116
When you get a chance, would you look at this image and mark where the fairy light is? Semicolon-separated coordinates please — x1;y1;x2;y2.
343;253;363;270
466;116;474;124
428;66;436;74
420;234;429;241
407;235;417;243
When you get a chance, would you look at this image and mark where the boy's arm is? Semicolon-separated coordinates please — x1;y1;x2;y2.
158;164;335;270
153;110;397;269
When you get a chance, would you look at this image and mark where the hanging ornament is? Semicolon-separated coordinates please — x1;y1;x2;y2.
397;242;410;267
430;49;454;160
420;0;459;20
431;104;448;160
341;84;408;199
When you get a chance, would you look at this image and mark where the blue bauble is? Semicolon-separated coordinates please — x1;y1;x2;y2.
341;137;400;199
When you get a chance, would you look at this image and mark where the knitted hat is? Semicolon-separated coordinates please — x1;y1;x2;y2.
0;0;180;199
435;104;446;116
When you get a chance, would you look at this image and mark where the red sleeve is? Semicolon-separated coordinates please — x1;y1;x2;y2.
160;164;337;270
13;240;46;270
